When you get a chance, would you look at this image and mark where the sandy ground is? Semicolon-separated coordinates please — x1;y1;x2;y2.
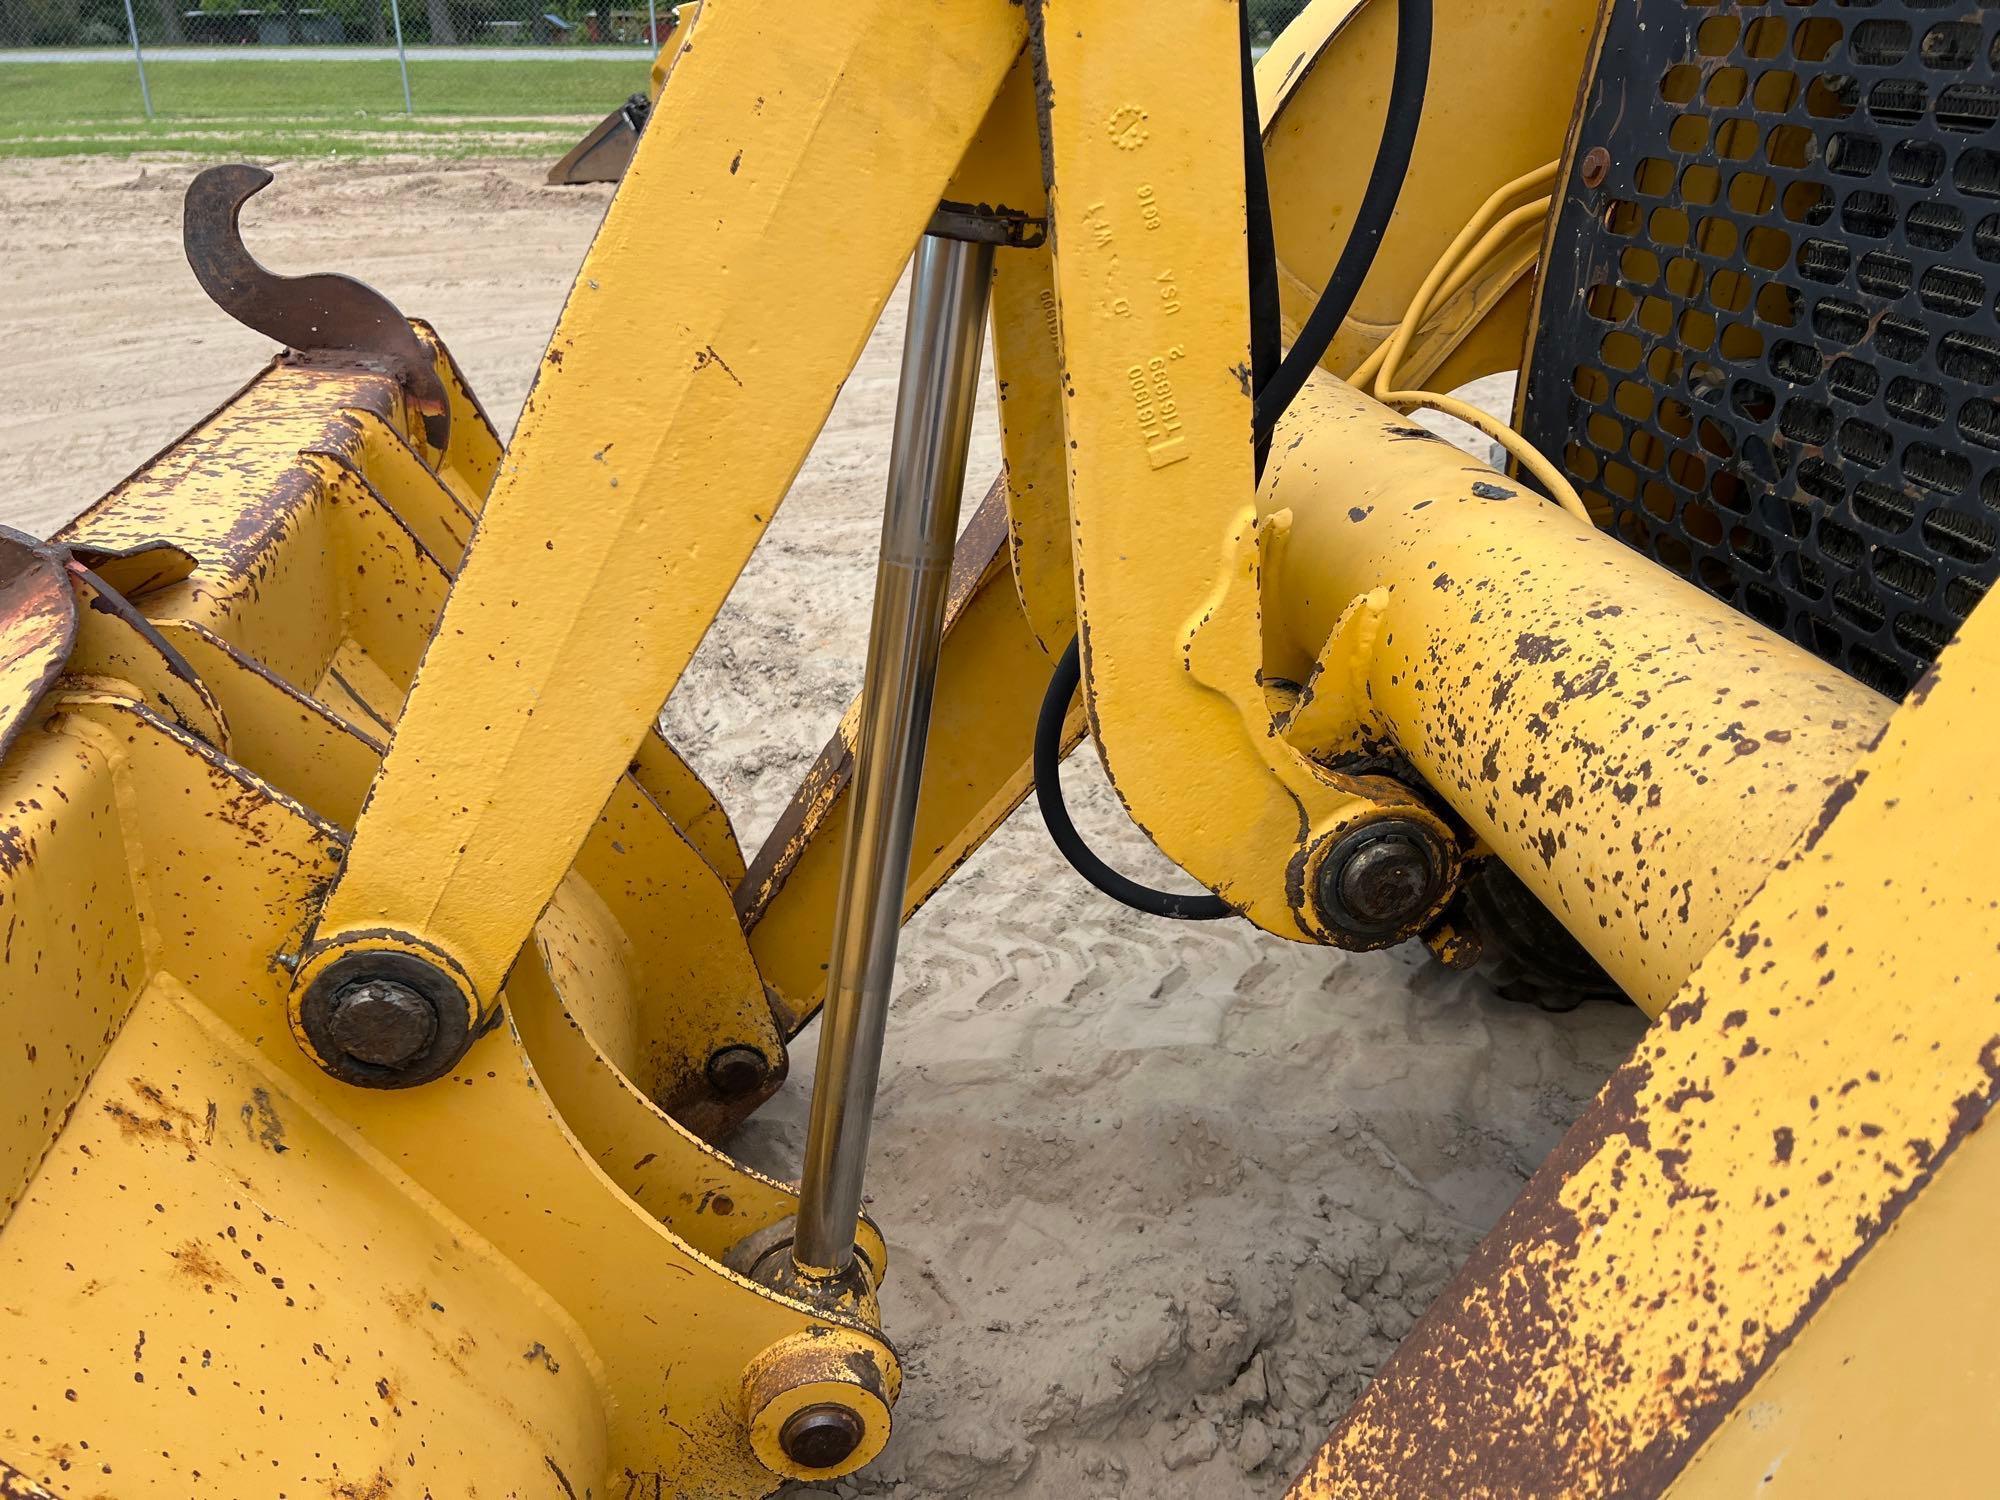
0;158;1646;1497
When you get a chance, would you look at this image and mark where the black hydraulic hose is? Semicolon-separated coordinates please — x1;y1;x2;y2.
1251;0;1432;440
1241;0;1282;480
1033;0;1430;919
1034;637;1234;920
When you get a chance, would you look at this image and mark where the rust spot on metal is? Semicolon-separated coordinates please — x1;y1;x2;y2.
67;539;199;599
0;528;80;765
690;344;743;386
524;1341;562;1373
170;1237;238;1292
103;1100;174;1143
1512;631;1568;665
838;1346;892;1402
1802;770;1866;853
946;479;1012;616
327;1469;395;1500
1297;841;2000;1497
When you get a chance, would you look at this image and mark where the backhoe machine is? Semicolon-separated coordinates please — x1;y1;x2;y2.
3;0;1996;1494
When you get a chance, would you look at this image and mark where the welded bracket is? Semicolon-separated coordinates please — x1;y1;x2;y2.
1278;585;1392;757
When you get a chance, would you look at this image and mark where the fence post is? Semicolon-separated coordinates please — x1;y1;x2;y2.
387;0;414;114
119;0;154;121
646;0;659;46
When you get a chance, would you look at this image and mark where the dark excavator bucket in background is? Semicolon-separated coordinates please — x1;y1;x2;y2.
546;5;693;187
547;91;652;186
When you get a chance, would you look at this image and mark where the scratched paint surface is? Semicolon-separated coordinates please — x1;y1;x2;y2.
0;303;902;1494
1262;378;1891;1012
1293;574;2000;1496
0;987;604;1497
0;694;902;1495
0;535;76;765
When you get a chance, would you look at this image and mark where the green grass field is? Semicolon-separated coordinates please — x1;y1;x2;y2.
0;57;648;158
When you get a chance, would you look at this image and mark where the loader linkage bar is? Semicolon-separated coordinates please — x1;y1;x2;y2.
2;0;1997;1495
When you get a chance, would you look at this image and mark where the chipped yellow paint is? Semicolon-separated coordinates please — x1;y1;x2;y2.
341;405;481;567
1260;374;1890;1010
0;697;895;1495
0;721;146;1221
46;354;770;1135
154;619;383;827
1293;566;2000;1496
1;308;859;1491
64;571;228;751
0;980;608;1498
8;3;1993;1494
1668;1110;2000;1498
741;1328;899;1481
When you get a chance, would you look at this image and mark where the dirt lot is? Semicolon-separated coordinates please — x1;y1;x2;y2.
0;158;1645;1498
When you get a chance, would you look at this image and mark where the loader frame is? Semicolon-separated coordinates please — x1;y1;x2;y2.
1;0;1995;1495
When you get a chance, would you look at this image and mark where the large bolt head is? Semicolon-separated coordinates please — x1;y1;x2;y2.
779;1403;867;1470
705;1044;772;1100
1313;821;1450;941
1337;835;1436;927
327;979;438;1068
295;947;474;1089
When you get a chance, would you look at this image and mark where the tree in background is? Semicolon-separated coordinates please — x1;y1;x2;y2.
1;0;145;44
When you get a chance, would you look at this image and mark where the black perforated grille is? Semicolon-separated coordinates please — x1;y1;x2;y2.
1519;0;2000;698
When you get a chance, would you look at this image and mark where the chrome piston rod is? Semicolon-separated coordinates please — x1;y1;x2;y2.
792;233;995;1276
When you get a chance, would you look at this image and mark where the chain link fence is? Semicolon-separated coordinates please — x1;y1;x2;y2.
1247;0;1312;47
4;0;1313;51
0;0;1319;151
1;0;669;49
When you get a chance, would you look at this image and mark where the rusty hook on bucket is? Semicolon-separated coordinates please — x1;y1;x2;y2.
183;164;451;454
